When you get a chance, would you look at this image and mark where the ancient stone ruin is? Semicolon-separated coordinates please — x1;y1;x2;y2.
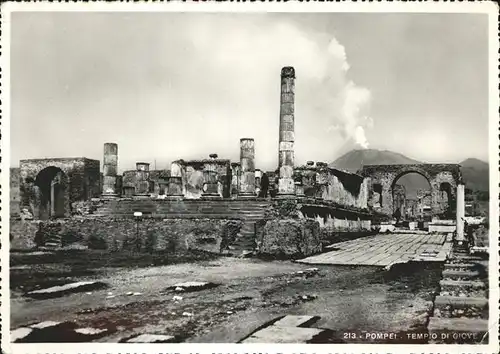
9;66;467;255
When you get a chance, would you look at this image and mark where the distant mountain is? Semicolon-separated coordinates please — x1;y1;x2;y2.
330;149;421;173
460;158;489;192
330;149;489;198
330;149;424;198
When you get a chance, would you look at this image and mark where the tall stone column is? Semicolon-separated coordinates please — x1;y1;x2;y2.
278;66;296;196
456;183;466;243
103;143;119;197
239;138;255;197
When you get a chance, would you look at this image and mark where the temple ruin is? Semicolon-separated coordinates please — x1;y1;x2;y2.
10;66;468;253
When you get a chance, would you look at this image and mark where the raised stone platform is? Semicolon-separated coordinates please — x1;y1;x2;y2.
297;233;451;267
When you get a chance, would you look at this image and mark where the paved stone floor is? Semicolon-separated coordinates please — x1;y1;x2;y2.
298;233;452;267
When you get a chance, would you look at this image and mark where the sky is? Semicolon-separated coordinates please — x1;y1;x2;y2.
11;12;489;172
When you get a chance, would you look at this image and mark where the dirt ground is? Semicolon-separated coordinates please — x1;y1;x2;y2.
10;249;442;343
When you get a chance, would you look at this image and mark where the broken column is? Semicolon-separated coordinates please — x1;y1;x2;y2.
456;183;465;243
239;138;255;197
135;162;150;196
278;66;296;196
167;177;183;198
102;143;119;197
230;163;240;198
170;160;186;196
295;173;305;197
315;162;328;200
202;154;220;198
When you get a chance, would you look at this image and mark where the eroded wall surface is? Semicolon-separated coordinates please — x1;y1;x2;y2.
295;165;369;210
122;169;170;196
19;158;100;218
9;217;242;253
182;159;231;199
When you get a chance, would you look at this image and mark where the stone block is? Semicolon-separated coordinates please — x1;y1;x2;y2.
11;328;33;342
428;317;488;332
258;219;321;258
434;295;488;308
273;315;320;328
126;334;175;343
242;326;325;343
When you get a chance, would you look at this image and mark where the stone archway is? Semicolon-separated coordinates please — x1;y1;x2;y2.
34;166;69;220
360;164;462;219
390;170;433;220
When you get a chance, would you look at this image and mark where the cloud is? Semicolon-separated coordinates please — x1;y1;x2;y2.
12;13;373;169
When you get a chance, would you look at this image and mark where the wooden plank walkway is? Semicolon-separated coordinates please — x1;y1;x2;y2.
297;233;450;267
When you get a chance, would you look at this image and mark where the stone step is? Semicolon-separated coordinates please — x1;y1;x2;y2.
439;279;486;290
434;295;488;308
444;263;476;270
95;210;264;216
428;317;489;333
96;206;266;211
442;269;480;280
93;213;248;219
452;254;485;261
232;221;257;251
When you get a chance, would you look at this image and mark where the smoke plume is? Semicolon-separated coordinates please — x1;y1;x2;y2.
182;16;373;149
12;13;373;169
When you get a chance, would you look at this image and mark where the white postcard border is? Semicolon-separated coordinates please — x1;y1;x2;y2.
1;2;498;353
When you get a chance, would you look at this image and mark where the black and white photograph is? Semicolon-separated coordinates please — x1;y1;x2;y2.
2;3;498;351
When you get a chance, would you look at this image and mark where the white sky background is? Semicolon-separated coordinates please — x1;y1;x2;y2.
11;12;489;172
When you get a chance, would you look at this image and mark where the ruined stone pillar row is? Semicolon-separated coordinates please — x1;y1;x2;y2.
239;138;256;197
456;183;465;242
278;66;296;196
103;143;119;196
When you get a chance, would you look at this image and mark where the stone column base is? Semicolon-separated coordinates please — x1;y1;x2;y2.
201;193;222;199
101;193;119;199
238;193;257;200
